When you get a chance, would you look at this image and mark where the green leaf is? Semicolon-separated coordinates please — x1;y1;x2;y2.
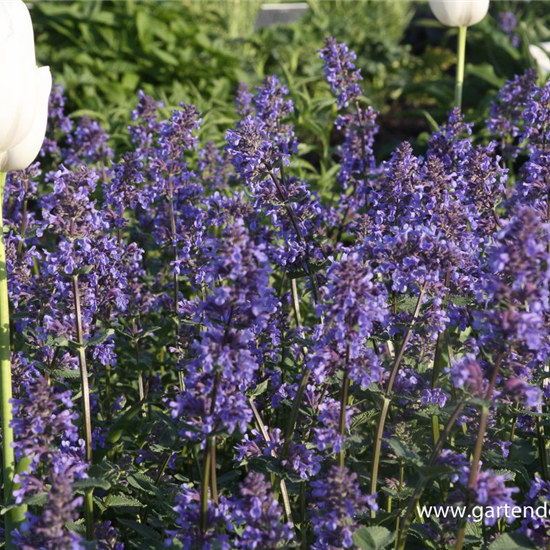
87;328;115;347
107;495;144;508
117;518;162;541
408;525;438;549
489;533;537;550
127;472;163;499
353;526;395;550
73;477;112;491
53;368;81;380
387;439;422;466
106;399;146;443
248;379;269;398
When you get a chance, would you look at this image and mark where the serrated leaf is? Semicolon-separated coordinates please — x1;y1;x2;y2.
351;410;377;430
53;369;81;380
74;477;112;491
127;472;163;499
387;439;422;466
353;526;395;550
107;495;144;508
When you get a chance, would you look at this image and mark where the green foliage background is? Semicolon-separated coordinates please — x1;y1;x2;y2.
30;0;549;154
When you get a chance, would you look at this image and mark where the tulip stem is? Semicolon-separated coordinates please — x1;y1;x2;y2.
0;171;18;549
0;172;27;545
455;25;467;109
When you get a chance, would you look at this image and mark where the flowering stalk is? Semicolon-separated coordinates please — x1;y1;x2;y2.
370;284;426;508
455;26;467;108
454;354;504;550
279;203;321;464
270;170;320;303
71;274;94;540
431;270;452;446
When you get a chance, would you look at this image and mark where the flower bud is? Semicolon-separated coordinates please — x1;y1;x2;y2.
429;0;490;27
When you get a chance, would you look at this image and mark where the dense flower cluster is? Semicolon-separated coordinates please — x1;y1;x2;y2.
12;375;87;549
319;37;363;109
310;466;371;549
4;32;550;550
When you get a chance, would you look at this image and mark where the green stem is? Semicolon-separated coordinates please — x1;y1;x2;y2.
455;26;467;109
210;436;218;504
270;170;320;305
72;274;94;540
249;398;293;525
431;271;451;447
338;371;350;468
536;416;549;481
16;198;28;257
281;370;310;461
455;355;504;550
280;277;311;462
132;323;147;417
370;396;390;517
385;285;426;393
200;438;212;535
142;452;170;522
291;278;302;326
371;284;426;516
0;172;25;547
509;411;518;443
200;372;221;533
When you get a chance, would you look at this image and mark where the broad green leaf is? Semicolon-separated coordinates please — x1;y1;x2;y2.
74;477;112;491
107;495;144;508
489;534;537;550
353;526;395;550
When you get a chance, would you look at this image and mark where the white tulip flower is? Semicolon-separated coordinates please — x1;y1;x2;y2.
429;0;490;28
0;0;52;173
530;43;550;76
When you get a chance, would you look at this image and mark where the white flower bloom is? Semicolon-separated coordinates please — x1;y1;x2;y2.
0;0;52;173
429;0;490;27
530;43;550;76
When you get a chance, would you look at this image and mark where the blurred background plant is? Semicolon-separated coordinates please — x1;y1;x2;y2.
30;0;550;156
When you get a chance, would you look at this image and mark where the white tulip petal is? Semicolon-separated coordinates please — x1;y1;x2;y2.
0;0;38;151
0;0;35;65
530;45;550;76
0;34;26;150
4;67;52;172
429;0;490;27
6;63;40;150
0;151;7;173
